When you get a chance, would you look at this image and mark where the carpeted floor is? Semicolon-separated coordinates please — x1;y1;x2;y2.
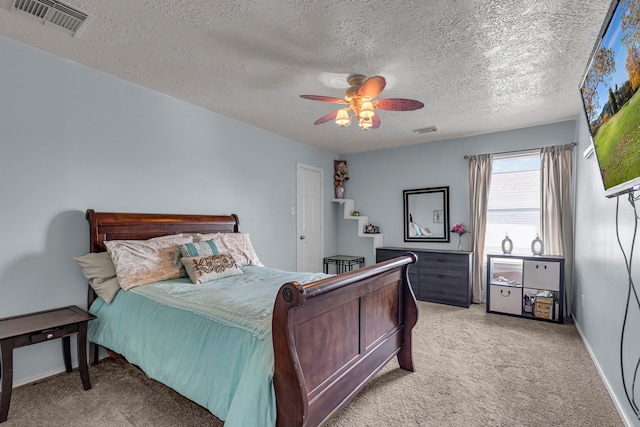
4;302;623;426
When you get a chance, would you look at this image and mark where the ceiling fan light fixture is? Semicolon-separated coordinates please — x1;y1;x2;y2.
359;100;375;119
302;74;423;131
336;108;351;127
359;117;373;130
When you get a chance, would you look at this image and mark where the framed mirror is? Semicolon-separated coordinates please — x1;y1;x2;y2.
403;186;450;242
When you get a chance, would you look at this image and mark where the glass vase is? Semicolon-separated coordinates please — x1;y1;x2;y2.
335;183;345;199
457;234;463;251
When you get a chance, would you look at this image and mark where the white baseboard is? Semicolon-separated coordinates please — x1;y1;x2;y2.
573;316;635;427
14;364;76;388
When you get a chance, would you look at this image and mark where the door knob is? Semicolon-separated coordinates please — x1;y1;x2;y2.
300;235;305;240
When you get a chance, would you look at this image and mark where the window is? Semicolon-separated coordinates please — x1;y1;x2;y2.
485;151;540;255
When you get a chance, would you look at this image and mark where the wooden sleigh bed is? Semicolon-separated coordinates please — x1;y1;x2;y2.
85;209;418;427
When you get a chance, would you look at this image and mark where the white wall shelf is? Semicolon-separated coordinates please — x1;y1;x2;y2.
332;198;383;249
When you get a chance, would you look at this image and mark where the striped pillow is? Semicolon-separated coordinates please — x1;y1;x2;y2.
178;240;219;258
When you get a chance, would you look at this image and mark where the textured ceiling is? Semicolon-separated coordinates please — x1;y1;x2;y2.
0;0;613;154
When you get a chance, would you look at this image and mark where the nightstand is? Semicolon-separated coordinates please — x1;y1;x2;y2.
0;305;96;423
323;255;365;274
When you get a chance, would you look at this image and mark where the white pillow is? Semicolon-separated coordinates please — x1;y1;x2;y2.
194;233;263;267
181;253;243;284
105;234;194;290
74;251;120;304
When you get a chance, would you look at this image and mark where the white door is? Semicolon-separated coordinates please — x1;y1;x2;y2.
296;163;323;272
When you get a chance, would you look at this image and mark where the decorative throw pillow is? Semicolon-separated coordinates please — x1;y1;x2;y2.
105;234;194;290
178;240;219;258
181;253;244;284
74;251;120;304
194;233;263;267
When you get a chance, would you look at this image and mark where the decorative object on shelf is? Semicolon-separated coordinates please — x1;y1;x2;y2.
501;233;513;254
364;224;380;234
493;275;521;286
534;296;554;320
352;211;360;216
450;222;468;251
531;233;544;255
333;160;349;199
523;294;534;313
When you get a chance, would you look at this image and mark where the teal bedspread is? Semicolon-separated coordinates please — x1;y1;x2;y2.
88;266;330;427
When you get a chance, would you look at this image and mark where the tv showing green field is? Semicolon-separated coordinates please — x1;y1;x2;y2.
580;0;640;197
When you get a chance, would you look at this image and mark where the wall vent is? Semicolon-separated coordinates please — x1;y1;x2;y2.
12;0;88;36
412;125;439;134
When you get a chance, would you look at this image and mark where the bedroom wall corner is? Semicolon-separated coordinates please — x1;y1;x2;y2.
573;112;640;426
0;35;338;387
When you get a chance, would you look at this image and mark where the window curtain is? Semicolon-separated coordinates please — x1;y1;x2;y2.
468;154;492;303
541;143;574;317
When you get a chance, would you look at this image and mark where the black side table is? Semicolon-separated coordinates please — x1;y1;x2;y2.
0;305;96;423
323;255;365;274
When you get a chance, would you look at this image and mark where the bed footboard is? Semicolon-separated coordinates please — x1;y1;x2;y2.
272;253;418;427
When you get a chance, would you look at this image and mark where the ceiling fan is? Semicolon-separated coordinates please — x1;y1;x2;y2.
300;73;424;130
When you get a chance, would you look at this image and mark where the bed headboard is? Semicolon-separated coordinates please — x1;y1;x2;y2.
84;209;240;307
86;209;240;253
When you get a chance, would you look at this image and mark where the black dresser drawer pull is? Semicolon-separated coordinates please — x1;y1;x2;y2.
500;289;511;297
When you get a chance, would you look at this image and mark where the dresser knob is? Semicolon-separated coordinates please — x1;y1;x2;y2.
46;333;54;339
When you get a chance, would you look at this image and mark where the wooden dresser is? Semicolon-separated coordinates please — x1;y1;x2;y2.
376;247;473;308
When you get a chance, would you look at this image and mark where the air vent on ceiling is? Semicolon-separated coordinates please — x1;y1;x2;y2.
413;126;438;134
12;0;88;36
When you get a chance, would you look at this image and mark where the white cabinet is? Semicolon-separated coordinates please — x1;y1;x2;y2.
487;254;564;323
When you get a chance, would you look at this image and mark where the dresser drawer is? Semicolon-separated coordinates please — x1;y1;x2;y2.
376;249;394;263
489;285;522;315
420;270;468;285
376;249;412;263
422;282;470;307
420;253;468;269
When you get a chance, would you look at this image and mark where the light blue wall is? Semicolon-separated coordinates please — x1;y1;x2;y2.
340;121;577;266
340;118;639;425
0;36;338;385
574;113;640;426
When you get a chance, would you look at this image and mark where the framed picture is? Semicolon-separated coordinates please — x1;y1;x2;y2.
433;210;443;223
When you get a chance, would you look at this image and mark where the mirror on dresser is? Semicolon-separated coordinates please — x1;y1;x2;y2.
403;186;450;242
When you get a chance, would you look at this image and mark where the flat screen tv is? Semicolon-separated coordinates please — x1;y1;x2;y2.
580;0;640;197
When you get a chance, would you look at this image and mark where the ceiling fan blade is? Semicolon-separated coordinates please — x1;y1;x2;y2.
300;95;345;103
314;111;338;125
375;98;424;111
358;76;386;99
